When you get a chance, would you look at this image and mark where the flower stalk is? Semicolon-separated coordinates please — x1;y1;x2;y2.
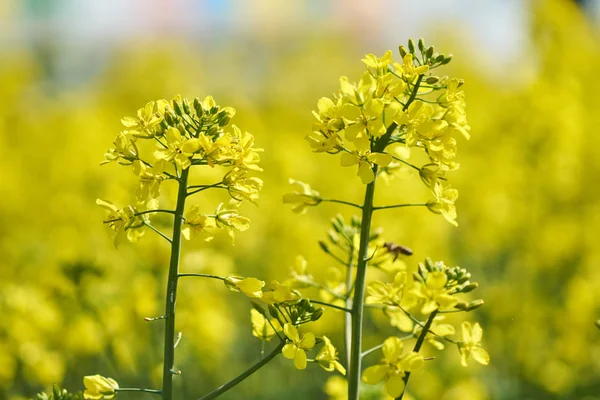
162;167;190;400
347;172;377;400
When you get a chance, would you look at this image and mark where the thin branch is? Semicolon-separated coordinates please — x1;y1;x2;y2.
178;273;226;281
135;209;176;217
309;299;352;313
143;222;172;243
187;182;226;197
391;155;421;171
373;203;427;211
397;311;437;400
198;342;285;400
320;199;363;210
115;388;162;395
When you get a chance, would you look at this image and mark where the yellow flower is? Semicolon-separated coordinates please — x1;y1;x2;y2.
250;309;281;342
411;271;458;314
362;337;424;398
120;100;165;139
386;307;414;332
394;100;434;147
340;135;392;184
282;179;321;213
96;199;145;248
214;203;250;242
366;272;406;306
83;375;119;399
261;281;301;304
101;131;138;165
459;322;490;366
362;50;393;74
413;315;455;350
153;127;199;170
316;336;346;375
223;168;263;204
226;125;263;171
324;376;347;400
282;324;316;370
131;160;163;207
181;205;215;241
426;181;459;227
393;54;429;80
224;276;265;298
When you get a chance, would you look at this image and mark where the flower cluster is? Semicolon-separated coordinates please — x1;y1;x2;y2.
361;255;488;396
224;274;345;375
308;39;469;225
97;95;262;246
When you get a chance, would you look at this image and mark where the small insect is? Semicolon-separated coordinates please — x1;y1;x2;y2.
383;242;413;261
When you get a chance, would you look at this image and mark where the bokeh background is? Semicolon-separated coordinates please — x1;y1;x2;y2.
1;0;600;399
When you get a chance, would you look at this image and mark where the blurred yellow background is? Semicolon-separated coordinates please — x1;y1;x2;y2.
1;0;599;399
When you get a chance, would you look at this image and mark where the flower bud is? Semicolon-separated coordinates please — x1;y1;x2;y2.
217;110;232;127
418;263;428;279
408;39;416;54
426;46;434;59
413;271;424;284
460;282;478;293
173;100;184;116
182;98;192;115
441;55;453;65
425;76;439;84
418;38;425;52
458;271;471;284
164;110;177;126
268;304;279;319
311;307;324;321
424;257;435;272
193;97;203;116
465;299;485;311
399;45;408;58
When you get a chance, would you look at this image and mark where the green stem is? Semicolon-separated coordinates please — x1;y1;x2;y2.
178;273;226;281
344;244;354;366
309;299;352;313
135;209;176;217
347;174;377;400
144;222;173;244
198;341;285;400
162;167;190;400
187;182;225;197
391;156;421;171
116;388;162;395
373;204;427;211
397;310;438;400
321;199;363;210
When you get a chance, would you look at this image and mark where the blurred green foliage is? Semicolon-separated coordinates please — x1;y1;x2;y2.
1;0;599;399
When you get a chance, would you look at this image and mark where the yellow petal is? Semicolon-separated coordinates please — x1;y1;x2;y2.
471;322;483;343
284;324;299;342
358;162;375;184
382;336;403;362
368;152;392;167
294;349;308;370
362;365;387;384
385;372;406;398
401;352;424;371
341;152;359;167
301;332;316;349
471;347;490;365
282;344;297;360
